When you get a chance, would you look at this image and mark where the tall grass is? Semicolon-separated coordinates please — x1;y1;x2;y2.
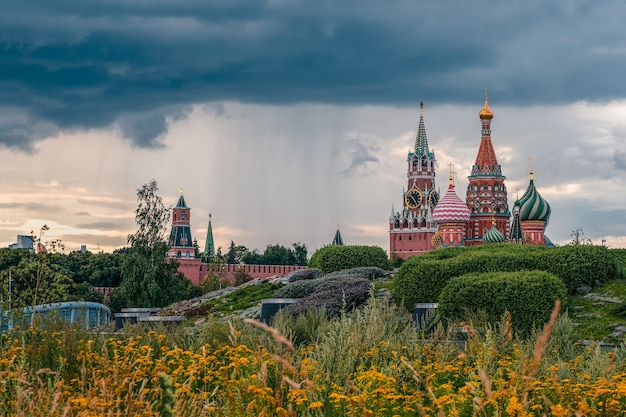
1;299;625;415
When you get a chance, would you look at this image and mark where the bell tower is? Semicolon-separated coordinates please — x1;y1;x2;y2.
389;101;439;259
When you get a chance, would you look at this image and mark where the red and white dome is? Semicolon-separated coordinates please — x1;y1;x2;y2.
433;183;471;223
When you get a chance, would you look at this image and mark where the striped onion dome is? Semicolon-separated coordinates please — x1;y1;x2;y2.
518;174;551;222
432;183;471;223
483;223;506;244
431;230;443;248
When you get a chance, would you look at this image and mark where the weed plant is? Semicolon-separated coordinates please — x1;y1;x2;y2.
1;299;626;415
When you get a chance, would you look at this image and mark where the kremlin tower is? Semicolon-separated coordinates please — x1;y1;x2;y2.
167;192;195;259
465;91;510;244
389;101;440;259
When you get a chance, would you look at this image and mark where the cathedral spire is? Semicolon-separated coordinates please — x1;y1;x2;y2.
471;89;501;176
204;213;215;257
414;100;430;156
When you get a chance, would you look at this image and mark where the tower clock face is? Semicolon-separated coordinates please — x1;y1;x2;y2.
428;189;439;209
405;189;423;209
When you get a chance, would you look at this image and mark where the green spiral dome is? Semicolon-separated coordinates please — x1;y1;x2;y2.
483;224;506;244
518;179;551;222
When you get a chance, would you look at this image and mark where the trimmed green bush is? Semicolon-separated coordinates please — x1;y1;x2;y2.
609;248;626;280
309;245;390;274
535;245;619;293
611;249;626;275
393;244;620;308
438;270;566;335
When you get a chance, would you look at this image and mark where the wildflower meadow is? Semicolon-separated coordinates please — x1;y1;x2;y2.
1;298;625;416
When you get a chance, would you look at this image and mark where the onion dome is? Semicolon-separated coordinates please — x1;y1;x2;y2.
431;230;443;248
518;172;551;222
433;177;470;223
479;97;494;120
484;223;506;244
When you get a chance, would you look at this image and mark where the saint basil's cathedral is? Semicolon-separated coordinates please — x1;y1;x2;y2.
389;94;551;259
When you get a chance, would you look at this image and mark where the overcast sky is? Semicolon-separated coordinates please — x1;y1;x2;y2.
1;1;626;254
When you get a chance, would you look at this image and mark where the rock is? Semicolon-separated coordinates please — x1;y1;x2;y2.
614;326;626;333
576;285;592;295
583;293;623;304
575;313;602;318
572;306;584;311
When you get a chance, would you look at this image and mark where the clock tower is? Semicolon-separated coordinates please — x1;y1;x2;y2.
465;92;510;243
389;101;439;259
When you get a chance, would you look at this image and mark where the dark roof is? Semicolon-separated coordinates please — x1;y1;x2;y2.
332;229;344;246
176;194;187;208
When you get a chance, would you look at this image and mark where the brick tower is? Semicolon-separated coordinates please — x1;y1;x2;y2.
389;101;440;259
465;92;510;244
167;191;195;259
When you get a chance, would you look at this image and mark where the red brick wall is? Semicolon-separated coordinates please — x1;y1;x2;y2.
179;260;307;286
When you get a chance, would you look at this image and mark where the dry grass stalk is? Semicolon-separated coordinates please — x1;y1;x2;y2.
228;320;238;346
478;368;493;399
522;299;560;407
244;318;295;352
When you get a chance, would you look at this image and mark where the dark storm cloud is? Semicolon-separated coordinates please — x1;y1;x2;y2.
2;0;626;149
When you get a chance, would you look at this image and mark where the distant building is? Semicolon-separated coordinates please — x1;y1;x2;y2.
167;192;195;260
331;226;344;245
8;235;34;253
390;93;551;259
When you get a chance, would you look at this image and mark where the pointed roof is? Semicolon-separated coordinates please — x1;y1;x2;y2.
509;200;524;242
473;136;499;169
176;190;187;208
409;101;435;160
204;213;215;256
414;101;429;155
470;92;502;177
332;226;344;246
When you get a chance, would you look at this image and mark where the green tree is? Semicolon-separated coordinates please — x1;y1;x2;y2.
224;240;248;264
201;255;230;292
119;180;193;308
292;242;308;266
234;267;252;286
569;228;593;246
0;256;75;309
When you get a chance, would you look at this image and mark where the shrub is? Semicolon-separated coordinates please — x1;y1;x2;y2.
309;245;390;273
287;268;324;282
322;267;389;281
286;277;371;318
438;270;566;335
609;248;626;279
393;244;620;308
535;245;620;292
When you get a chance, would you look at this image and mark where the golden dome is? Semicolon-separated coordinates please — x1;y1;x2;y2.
479;97;493;120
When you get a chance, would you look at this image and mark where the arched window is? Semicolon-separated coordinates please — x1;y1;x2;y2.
181;212;187;221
